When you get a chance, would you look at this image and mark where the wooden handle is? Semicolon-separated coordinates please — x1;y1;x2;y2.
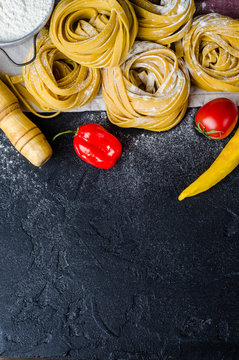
0;80;53;167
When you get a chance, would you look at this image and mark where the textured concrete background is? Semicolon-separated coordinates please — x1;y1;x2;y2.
0;110;239;359
0;1;239;360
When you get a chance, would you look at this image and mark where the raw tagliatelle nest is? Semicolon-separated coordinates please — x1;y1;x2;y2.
2;30;101;115
183;13;239;92
102;41;191;132
21;30;101;112
130;0;195;46
49;0;138;68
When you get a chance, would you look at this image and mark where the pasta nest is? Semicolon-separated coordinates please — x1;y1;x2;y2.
49;0;138;68
183;13;239;92
22;30;101;111
102;42;190;132
129;0;195;45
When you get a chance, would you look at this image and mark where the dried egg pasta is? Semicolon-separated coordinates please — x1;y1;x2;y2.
130;0;195;46
184;13;239;92
102;41;190;131
2;30;101;115
50;0;138;68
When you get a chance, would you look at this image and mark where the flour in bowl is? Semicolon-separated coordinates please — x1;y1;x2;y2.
0;0;53;43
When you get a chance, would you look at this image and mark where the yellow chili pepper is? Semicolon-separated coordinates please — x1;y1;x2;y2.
178;127;239;201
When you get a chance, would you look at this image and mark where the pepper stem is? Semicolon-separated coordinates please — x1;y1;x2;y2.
53;130;76;141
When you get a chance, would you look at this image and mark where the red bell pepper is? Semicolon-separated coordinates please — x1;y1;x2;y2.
53;123;122;169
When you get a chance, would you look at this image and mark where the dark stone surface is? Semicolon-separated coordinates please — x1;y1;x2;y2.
0;109;239;359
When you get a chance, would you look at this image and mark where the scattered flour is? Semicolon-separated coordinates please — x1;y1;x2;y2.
151;0;190;15
0;0;53;42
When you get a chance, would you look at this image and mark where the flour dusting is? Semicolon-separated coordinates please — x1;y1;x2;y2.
0;0;53;42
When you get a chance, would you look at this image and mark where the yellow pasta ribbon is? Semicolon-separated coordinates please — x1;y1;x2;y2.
23;30;101;111
183;13;239;92
102;41;190;131
0;73;60;119
49;0;138;68
130;0;195;46
2;30;101;116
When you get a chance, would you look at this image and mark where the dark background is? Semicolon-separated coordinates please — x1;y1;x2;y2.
0;109;239;360
1;1;239;359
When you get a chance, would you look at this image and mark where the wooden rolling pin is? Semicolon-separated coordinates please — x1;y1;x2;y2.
0;79;53;167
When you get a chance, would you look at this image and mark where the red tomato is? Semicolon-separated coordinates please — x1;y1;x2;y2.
195;98;238;140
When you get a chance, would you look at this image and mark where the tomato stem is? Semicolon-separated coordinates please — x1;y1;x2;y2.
53;130;76;141
195;122;224;140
